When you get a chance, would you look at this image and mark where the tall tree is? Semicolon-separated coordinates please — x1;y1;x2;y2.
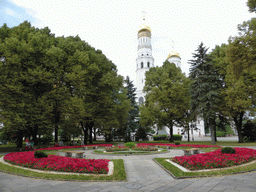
224;18;256;142
122;76;139;142
140;61;190;142
0;21;55;146
189;42;223;144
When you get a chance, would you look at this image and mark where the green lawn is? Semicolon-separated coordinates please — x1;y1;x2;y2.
0;156;126;181
154;157;256;178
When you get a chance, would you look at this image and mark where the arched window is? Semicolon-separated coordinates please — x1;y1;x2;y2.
147;62;150;68
139;97;144;105
142;54;143;56
141;62;143;68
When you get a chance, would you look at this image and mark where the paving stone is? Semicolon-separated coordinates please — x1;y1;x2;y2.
211;185;227;191
235;186;256;192
193;187;212;192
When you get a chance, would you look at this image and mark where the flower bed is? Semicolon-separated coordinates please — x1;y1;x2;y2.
4;151;110;174
105;146;130;152
137;143;220;148
131;146;158;151
172;148;256;170
35;144;113;151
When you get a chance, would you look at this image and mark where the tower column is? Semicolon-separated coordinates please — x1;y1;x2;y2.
135;23;154;105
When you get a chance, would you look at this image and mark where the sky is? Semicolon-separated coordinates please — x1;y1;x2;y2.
0;0;254;84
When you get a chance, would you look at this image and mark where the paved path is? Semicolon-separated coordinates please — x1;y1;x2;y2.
0;149;256;191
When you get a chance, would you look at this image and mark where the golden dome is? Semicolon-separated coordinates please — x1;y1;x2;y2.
138;24;151;33
167;51;180;59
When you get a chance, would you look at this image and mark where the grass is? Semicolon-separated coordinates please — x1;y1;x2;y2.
154;157;256;178
0;156;126;181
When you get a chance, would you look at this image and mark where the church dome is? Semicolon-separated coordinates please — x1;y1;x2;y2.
167;51;180;59
138;24;151;33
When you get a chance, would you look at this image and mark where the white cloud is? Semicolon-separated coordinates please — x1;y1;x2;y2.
4;7;19;18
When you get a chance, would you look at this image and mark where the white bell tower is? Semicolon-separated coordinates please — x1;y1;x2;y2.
135;12;154;105
167;41;181;68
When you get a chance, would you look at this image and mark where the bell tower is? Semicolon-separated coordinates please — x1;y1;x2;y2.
136;12;154;105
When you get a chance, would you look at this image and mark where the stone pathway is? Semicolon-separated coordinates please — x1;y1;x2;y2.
0;148;256;191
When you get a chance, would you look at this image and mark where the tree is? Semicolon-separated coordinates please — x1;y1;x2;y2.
189;42;223;144
140;61;190;142
0;21;56;147
0;22;130;147
247;0;256;13
224;19;256;142
122;76;139;142
135;124;148;141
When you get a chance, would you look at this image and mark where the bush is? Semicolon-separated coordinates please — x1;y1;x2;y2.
172;134;182;141
135;126;148;141
221;147;236;154
216;131;226;137
34;151;48;158
124;142;135;149
174;141;180;145
153;134;167;141
41;134;53;144
242;120;256;142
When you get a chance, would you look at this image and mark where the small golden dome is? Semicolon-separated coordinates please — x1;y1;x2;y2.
138;24;151;33
167;51;180;59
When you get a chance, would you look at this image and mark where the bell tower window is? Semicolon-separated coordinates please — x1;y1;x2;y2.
147;62;150;68
141;62;143;68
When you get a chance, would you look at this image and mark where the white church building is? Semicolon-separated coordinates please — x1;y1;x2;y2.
134;21;205;140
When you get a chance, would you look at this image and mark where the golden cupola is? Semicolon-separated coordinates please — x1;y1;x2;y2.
167;51;180;59
138;24;151;33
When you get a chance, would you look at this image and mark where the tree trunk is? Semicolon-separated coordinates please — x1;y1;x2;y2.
93;127;96;141
54;125;58;142
80;121;88;145
187;125;190;142
32;124;38;145
169;123;174;142
233;112;244;143
16;130;23;148
210;117;216;144
89;123;93;144
203;113;208;136
89;127;92;144
214;116;217;142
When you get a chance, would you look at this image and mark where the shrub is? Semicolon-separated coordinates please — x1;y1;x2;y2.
41;134;53;144
124;142;135;149
216;131;225;137
153;134;167;141
135;126;148;141
34;151;48;158
242;120;256;142
172;134;182;141
221;147;236;154
174;141;180;145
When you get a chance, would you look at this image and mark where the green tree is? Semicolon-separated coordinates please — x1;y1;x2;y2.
247;0;256;13
140;61;190;142
122;76;139;142
224;19;256;142
189;42;223;144
0;21;55;147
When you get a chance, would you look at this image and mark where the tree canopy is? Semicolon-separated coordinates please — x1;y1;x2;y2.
140;60;190;141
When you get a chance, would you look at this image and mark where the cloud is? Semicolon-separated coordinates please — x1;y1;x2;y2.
4;7;20;18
